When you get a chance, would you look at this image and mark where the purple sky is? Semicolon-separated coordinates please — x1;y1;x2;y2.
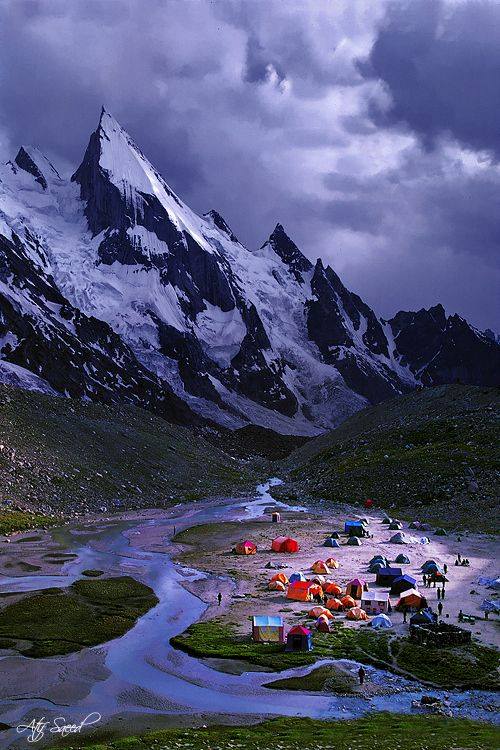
0;0;499;330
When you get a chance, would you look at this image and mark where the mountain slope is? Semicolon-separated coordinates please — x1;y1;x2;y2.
275;384;500;531
0;385;255;519
0;109;498;435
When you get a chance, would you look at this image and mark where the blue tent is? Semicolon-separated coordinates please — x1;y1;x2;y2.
390;574;417;595
376;566;403;586
324;537;340;548
345;520;365;537
421;560;442;574
372;613;393;629
369;555;388;566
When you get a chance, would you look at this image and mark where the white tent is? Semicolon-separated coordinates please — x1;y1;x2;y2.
372;613;392;629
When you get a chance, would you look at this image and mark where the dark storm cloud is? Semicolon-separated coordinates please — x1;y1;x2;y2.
360;0;500;157
0;0;498;331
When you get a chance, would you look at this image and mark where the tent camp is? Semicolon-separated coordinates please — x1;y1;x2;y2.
324;582;342;596
324;557;339;569
346;606;369;621
268;580;286;591
347;536;362;546
341;595;357;609
361;591;390;614
289;572;307;583
410;609;436;625
285;625;313;652
395;553;411;564
311;560;331;575
252;615;284;643
344;520;366;537
376;566;403;586
270;572;288;585
272;536;300;553
326;597;343;611
390;574;417;595
396;589;428;611
287;581;322;602
234;540;257;555
372;613;392;629
324;537;340;548
346;578;366;599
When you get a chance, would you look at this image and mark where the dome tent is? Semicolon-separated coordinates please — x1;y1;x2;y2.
346;606;368;621
390;532;409;544
324;537;340;548
369;561;385;574
311;560;331;575
234;540;257;555
268;580;286;591
272;536;300;553
389;521;403;530
395;553;411;564
390;574;417;595
347;536;362;546
324;557;339;569
435;527;448;536
324;582;342;596
372;613;392;629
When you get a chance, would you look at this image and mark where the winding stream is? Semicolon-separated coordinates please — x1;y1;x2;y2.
0;481;498;747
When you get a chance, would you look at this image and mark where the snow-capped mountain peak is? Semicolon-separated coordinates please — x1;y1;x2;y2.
1;110;498;435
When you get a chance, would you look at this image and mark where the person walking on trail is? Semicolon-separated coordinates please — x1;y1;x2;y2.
458;609;464;622
403;606;408;623
217;592;222;606
441;587;446;599
423;574;427;588
437;587;441;601
443;563;448;575
358;666;366;685
438;601;443;617
457;552;462;563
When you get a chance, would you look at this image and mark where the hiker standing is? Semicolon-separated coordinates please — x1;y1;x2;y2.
358;666;366;685
217;592;222;606
437;587;441;601
441;587;446;599
438;601;443;617
457;553;462;563
443;563;448;575
458;609;463;622
403;606;408;623
423;574;427;588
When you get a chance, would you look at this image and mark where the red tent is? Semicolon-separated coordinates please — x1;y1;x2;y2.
234;540;257;555
271;536;300;553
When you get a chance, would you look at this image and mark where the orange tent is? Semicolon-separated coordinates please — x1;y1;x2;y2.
272;536;300;553
324;557;340;569
311;575;326;586
287;581;322;602
341;595;357;609
311;560;331;575
234;540;257;555
308;606;333;619
270;572;289;585
268;580;286;591
316;615;331;633
396;589;428;611
324;582;342;596
346;606;369;621
326;597;343;611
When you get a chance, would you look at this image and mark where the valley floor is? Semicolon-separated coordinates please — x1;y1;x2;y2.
0;484;498;750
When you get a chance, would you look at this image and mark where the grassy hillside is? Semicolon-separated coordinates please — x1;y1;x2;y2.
0;385;256;528
275;385;499;531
